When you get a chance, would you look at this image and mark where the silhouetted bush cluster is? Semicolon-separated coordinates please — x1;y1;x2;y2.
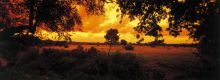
120;39;128;45
0;43;208;80
124;44;134;50
11;35;42;46
0;46;147;80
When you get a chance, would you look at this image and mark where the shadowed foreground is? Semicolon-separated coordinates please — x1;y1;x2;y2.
0;42;207;80
42;45;202;80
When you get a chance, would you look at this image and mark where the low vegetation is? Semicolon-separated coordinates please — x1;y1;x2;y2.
123;44;134;51
0;42;214;80
120;39;128;45
0;44;148;80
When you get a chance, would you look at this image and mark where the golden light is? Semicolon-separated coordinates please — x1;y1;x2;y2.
35;2;195;44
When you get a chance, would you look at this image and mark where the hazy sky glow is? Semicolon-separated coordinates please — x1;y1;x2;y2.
36;2;194;44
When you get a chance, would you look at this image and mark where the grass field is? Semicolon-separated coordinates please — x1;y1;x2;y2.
0;41;205;80
41;45;202;80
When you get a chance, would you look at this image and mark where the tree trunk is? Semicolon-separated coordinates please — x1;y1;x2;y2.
28;1;36;34
108;40;112;55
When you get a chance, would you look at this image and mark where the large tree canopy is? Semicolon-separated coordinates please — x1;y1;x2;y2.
0;0;28;29
0;0;106;34
116;0;220;79
116;0;219;40
24;0;106;33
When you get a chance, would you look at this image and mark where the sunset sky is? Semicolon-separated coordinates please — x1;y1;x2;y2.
36;2;194;44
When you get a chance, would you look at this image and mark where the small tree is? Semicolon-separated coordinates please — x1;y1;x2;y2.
120;39;128;45
104;28;119;55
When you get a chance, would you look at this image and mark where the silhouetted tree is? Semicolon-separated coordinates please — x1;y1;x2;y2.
0;5;29;40
149;39;164;47
0;0;29;40
115;0;220;79
120;39;128;45
151;39;164;44
104;28;119;55
136;38;144;45
0;0;106;39
23;0;106;34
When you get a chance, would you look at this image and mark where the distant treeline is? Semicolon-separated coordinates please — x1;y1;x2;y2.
41;40;197;47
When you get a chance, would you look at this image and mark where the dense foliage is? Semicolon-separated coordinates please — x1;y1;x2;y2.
104;28;120;44
120;39;128;45
0;0;106;34
115;0;220;79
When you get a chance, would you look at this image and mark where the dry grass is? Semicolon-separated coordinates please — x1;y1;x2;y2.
41;45;201;80
42;45;196;54
0;42;204;80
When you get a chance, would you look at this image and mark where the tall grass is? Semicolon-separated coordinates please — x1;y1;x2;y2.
0;42;209;80
0;45;148;80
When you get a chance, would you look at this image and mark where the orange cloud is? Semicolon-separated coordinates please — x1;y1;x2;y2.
36;2;194;44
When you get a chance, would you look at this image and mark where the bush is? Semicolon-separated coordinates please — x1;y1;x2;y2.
120;39;128;45
1;47;148;80
109;52;147;80
124;44;134;50
72;52;148;80
11;35;41;46
87;47;98;58
71;45;86;58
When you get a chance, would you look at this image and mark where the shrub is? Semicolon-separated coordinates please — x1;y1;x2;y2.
73;52;148;80
1;47;148;80
87;47;98;57
120;39;128;45
124;44;134;50
71;45;86;58
110;52;146;80
11;35;41;46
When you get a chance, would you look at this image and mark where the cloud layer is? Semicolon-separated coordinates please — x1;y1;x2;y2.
36;3;194;44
